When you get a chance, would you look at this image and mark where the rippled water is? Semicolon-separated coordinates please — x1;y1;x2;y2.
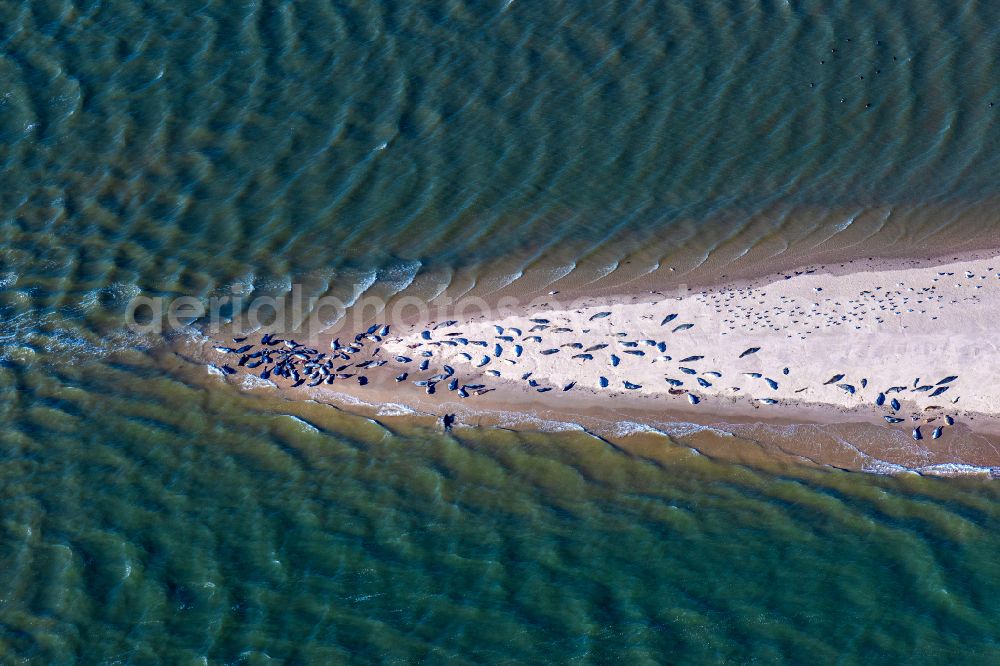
5;353;1000;660
4;0;1000;660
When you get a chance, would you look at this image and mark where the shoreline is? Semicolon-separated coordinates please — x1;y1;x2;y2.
416;208;1000;307
191;247;1000;476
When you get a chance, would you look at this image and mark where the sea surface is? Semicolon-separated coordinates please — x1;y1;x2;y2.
3;0;1000;660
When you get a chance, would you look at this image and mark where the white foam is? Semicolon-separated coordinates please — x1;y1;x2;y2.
282;414;319;432
241;374;275;390
324;390;417;416
72;291;101;314
378;260;423;293
343;270;378;307
913;463;995;477
657;421;735;438
0;305;153;364
688;424;733;437
376;403;418;417
254;274;294;295
220;273;255;296
861;460;911;475
834;212;859;233
106;281;142;305
494;412;585;432
603;421;668;438
590;261;619;281
540;263;575;286
479;271;523;293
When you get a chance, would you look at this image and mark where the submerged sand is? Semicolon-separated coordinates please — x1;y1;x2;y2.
195;250;1000;476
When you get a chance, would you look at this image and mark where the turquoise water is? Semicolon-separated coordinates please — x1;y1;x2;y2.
4;0;1000;660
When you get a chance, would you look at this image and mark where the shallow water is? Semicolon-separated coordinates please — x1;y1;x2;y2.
4;0;1000;660
4;0;1000;314
5;352;1000;661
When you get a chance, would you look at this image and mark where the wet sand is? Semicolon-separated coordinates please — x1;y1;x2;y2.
194;249;1000;476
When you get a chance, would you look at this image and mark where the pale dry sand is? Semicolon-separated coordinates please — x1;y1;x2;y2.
196;250;1000;475
379;253;1000;435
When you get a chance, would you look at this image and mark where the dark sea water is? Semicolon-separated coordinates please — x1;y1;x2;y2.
4;0;1000;660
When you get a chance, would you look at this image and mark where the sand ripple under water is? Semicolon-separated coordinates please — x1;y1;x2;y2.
4;0;1000;659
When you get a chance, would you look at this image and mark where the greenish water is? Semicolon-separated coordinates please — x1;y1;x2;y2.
5;355;1000;661
3;0;1000;660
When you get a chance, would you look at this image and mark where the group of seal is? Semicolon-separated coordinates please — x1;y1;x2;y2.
211;321;498;408
392;313;964;441
211;308;962;443
213;325;398;389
